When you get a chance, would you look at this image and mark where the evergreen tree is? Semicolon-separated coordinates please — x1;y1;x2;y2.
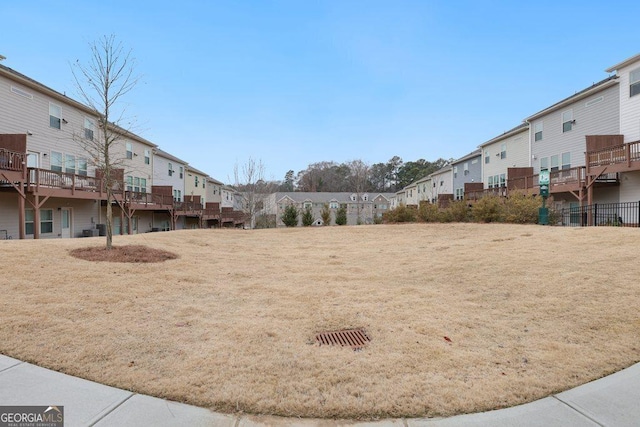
335;205;347;225
301;207;314;226
281;204;299;227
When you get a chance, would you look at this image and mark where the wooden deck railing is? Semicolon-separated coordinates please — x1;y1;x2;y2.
27;168;102;192
124;191;174;207
550;166;585;187
0;148;26;172
465;187;507;200
587;141;640;168
507;174;539;190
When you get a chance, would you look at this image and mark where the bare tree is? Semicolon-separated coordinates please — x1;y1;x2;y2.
234;157;274;229
72;35;140;249
347;159;370;224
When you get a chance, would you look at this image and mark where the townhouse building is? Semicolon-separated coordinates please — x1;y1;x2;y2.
266;192;394;227
525;75;620;211
0;63;242;239
451;149;482;200
478;123;530;197
429;165;453;206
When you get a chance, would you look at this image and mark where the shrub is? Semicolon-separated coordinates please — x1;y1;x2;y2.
446;200;472;222
384;204;417;223
281;204;299;227
417;202;440;222
503;192;540;224
335;205;347;225
301;207;314;226
471;195;503;223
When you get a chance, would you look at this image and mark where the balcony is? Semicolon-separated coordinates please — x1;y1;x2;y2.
586;140;640;176
26;168;105;199
0;148;26;182
124;191;174;210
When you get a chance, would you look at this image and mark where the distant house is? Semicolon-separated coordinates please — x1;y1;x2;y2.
266;192;394;226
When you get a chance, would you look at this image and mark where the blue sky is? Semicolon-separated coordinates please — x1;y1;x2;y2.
2;1;639;183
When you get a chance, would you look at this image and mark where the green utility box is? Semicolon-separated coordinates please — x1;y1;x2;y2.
539;207;549;225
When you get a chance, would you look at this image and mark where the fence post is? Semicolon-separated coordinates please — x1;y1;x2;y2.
594;203;598;226
638;201;640;227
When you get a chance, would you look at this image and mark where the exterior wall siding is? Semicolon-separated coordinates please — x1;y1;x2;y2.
452;154;481;197
530;84;620;174
481;128;529;188
0;74;99;176
618;171;640;203
153;153;186;200
617;61;640;142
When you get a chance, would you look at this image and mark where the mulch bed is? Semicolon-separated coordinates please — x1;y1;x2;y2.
69;245;178;263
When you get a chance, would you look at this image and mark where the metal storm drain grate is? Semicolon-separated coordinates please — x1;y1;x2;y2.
315;328;371;350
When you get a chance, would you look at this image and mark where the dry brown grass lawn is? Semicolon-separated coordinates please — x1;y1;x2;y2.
1;223;639;420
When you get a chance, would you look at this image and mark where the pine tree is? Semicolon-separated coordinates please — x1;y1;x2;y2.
281;204;299;227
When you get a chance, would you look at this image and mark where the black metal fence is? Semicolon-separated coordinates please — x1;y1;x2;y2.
560;201;640;227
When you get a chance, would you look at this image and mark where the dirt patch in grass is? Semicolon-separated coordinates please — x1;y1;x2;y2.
1;224;639;420
69;245;178;263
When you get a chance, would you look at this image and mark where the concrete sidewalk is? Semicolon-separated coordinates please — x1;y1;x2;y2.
1;355;638;427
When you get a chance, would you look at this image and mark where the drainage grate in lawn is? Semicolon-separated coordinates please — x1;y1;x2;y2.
315;328;371;350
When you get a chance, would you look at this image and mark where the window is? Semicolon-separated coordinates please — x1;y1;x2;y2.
140;178;147;193
362;194;368;201
630;68;640;97
493;175;499;188
488;176;494;188
453;166;458;178
26;209;54;234
500;143;506;159
134;177;140;192
65;154;75;174
303;202;312;210
561;152;571;170
126;142;133;159
534;122;543;141
500;173;506;187
144;149;150;165
78;157;87;176
25;209;34;235
463;162;469;175
84;118;95;140
562;110;574;133
179;166;183;179
168;162;173;176
195;176;199;187
329;201;338;209
485;151;490;164
455;188;464;200
50;151;63;172
126;176;133;191
40;209;53;233
173;190;181;202
540;157;549;171
439;180;444;187
49;103;61;129
550;154;559;172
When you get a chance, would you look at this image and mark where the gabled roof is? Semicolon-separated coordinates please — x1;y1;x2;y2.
451;149;482;165
525;75;618;122
479;123;529;148
186;165;208;176
430;164;452;177
154;148;188;165
207;177;224;185
605;53;640;73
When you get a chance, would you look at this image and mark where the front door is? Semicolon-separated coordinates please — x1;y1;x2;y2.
27;152;39;182
61;208;71;238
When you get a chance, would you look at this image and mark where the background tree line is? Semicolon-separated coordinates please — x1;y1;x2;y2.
272;156;451;193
